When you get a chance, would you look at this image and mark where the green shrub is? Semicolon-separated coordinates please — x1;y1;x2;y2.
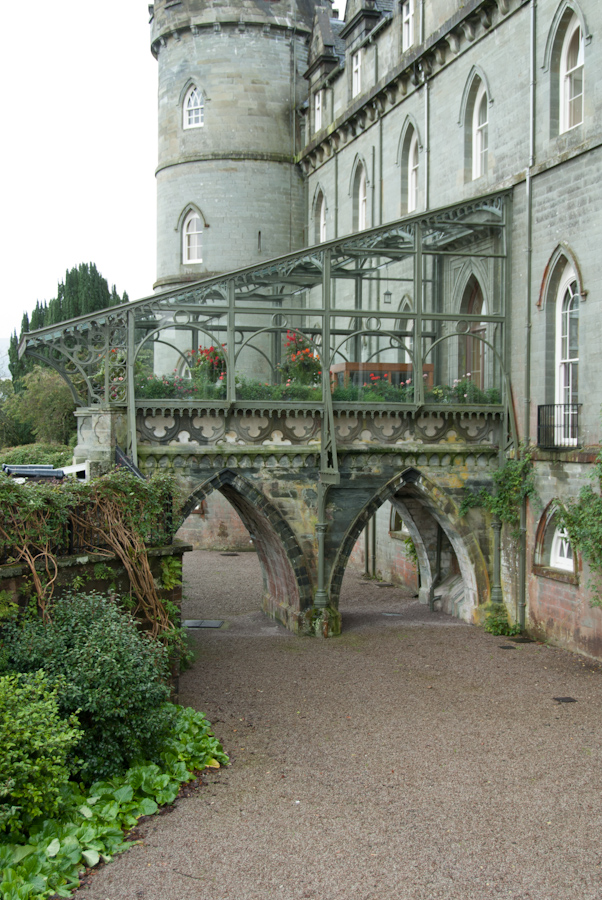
483;606;521;636
0;443;73;468
2;593;176;782
0;671;82;835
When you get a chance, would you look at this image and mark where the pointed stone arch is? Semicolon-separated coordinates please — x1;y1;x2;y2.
181;469;313;630
348;153;370;195
458;65;494;127
175;202;208;233
537;242;586;309
328;467;489;622
542;0;591;73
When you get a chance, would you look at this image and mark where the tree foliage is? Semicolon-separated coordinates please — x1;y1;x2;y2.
9;263;128;388
1;368;76;447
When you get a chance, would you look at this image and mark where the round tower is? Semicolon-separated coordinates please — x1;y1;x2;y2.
150;0;317;291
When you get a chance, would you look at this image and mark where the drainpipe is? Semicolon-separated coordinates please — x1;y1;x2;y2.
424;76;429;211
518;0;536;631
370;515;377;577
126;309;138;467
364;522;370;576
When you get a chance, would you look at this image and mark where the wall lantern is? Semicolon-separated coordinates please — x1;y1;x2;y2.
383;290;392;305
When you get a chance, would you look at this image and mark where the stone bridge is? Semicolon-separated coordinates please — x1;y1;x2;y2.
22;194;514;635
75;403;504;635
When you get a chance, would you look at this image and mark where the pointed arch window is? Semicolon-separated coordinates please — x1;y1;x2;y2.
534;505;577;580
460;278;487;389
560;15;584;132
183;211;203;263
183;85;204;129
556;266;579;443
352;164;367;232
314;191;327;243
472;81;488;179
408;131;419;213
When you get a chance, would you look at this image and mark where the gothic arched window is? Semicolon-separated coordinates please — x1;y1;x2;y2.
462;73;489;182
556;264;579;443
314;191;327;243
352;164;367;232
560;14;584;132
183;211;203;263
183;85;204;129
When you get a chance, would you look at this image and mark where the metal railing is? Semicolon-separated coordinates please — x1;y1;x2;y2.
537;404;581;449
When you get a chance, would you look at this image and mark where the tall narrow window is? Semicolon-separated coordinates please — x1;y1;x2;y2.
472;82;488;179
183;86;204;129
183;212;203;263
314;191;327;243
357;167;367;230
352;51;362;98
408;131;419;213
314;90;322;133
556;267;579;443
402;0;414;52
560;16;584;132
460;278;487;389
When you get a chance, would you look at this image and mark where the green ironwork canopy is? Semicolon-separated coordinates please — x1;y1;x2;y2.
20;190;513;467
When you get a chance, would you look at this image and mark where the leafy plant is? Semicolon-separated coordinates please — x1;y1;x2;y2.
460;449;536;539
483;606;521;636
425;376;501;405
160;557;182;592
279;331;321;386
1;592;175;782
0;590;18;623
558;449;602;606
403;536;418;566
0;705;227;899
0;671;82;835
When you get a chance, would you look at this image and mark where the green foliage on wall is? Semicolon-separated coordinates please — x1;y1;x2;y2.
559;451;602;606
460;450;536;539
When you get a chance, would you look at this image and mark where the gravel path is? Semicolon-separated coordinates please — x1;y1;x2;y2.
76;550;602;900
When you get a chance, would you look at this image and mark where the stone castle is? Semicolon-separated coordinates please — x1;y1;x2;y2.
145;0;602;656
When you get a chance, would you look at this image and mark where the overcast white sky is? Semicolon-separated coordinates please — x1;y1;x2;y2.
0;1;157;342
0;0;346;362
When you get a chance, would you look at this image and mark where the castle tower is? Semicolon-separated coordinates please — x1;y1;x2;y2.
150;0;318;291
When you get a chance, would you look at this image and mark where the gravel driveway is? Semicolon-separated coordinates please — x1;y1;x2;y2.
76;550;602;900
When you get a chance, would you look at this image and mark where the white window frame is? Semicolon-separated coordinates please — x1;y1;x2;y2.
183;211;203;263
352;51;362;98
472;81;488;179
314;90;323;133
183;85;204;130
560;15;584;133
555;265;579;445
402;0;414;52
550;525;574;572
408;131;419;213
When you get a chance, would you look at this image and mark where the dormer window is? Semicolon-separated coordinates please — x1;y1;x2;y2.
183;85;204;130
402;0;414;52
352;51;362;98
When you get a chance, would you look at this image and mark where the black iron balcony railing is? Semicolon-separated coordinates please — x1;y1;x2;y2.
537;404;581;449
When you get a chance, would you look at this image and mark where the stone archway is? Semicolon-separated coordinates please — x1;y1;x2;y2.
327;467;489;623
181;469;313;632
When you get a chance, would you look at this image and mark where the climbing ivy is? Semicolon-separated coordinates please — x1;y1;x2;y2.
460;449;536;539
558;451;602;606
